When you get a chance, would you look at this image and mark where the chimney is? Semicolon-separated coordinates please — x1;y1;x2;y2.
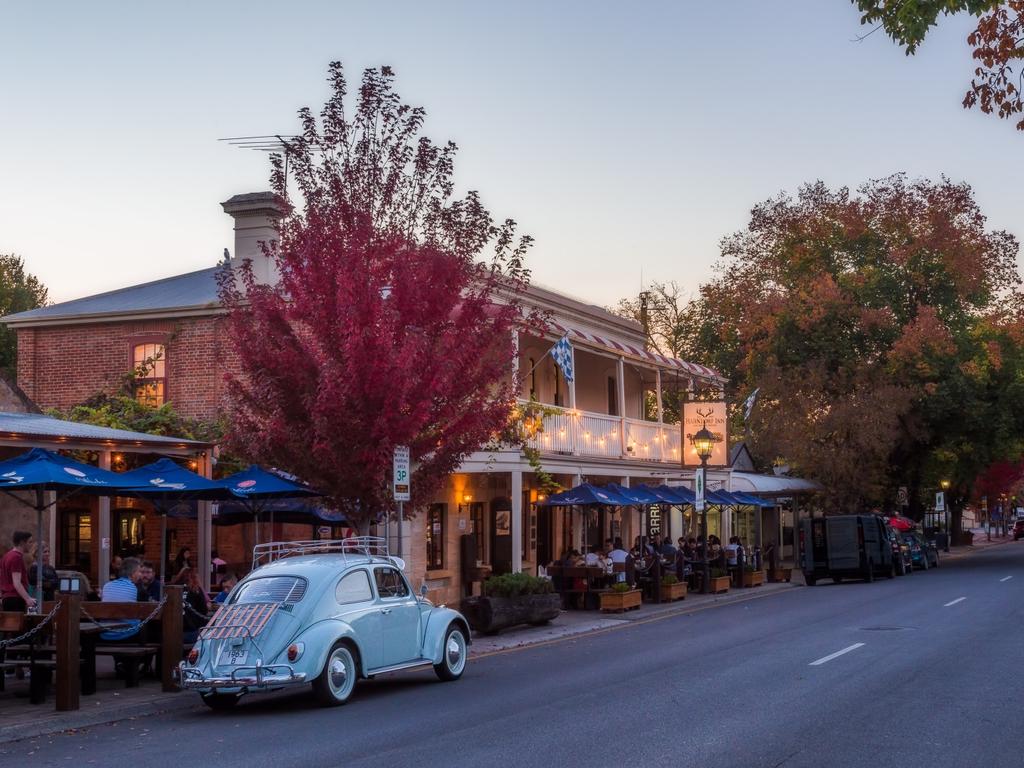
221;192;288;284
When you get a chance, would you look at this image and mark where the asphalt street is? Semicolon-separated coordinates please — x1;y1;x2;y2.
10;543;1024;768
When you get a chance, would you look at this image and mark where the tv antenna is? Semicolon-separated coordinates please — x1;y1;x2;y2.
219;134;324;199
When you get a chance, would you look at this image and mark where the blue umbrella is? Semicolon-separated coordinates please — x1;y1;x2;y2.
118;458;237;585
647;484;697;505
216;465;324;547
541;483;633;507
0;448;136;610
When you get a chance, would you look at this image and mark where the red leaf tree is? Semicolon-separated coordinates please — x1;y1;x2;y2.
218;63;536;532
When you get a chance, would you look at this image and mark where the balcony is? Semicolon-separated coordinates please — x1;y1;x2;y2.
521;401;682;464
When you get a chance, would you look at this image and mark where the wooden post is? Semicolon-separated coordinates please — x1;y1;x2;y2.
161;585;183;692
55;591;81;711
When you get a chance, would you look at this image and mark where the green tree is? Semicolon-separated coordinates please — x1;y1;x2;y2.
854;1;1024;130
653;174;1024;515
0;254;48;373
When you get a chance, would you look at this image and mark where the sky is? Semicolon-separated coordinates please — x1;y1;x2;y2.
0;1;1020;309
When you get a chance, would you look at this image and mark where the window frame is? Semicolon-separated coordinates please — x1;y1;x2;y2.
129;336;168;407
373;566;410;600
425;503;446;571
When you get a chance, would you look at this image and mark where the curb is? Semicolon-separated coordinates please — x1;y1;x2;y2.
0;692;198;746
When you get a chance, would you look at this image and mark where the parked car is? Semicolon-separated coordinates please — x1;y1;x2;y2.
901;531;939;570
800;515;896;585
178;538;471;710
1013;519;1024;541
885;526;913;576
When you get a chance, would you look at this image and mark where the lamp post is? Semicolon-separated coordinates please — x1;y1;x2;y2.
690;421;716;594
940;479;951;552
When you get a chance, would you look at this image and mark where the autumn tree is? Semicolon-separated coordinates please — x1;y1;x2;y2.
670;174;1024;518
854;1;1024;130
218;63;536;533
0;254;48;374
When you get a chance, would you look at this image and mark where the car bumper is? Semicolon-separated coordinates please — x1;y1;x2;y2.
177;662;307;692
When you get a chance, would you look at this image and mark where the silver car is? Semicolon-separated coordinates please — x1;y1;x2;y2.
178;538;471;709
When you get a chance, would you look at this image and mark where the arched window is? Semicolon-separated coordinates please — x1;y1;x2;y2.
133;343;166;406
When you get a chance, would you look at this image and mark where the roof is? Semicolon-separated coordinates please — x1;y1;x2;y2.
2;266;220;326
729;471;821;496
0;411;210;450
546;319;723;383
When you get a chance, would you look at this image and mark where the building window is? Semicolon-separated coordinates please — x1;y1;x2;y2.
528;357;537;400
133;342;166;406
469;502;486;564
113;508;146;557
426;503;446;570
554;361;563;407
59;508;92;572
607;376;618;416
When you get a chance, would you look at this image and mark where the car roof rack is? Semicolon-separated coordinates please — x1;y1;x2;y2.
252;537;390;569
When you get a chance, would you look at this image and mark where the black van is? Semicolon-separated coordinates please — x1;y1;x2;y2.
800;515;896;585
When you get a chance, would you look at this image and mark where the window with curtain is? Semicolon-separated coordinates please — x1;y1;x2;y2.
133;342;166;406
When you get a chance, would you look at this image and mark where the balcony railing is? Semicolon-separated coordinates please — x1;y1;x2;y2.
522;401;682;463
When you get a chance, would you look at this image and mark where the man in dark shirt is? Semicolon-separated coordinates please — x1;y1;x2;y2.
0;531;36;612
137;561;161;602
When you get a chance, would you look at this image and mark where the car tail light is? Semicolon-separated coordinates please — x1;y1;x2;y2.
287;643;304;662
187;647;199;665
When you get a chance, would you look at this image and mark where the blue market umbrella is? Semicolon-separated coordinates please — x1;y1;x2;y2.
118;458;237;585
216;465;324;547
0;448;137;610
541;483;633;507
213;498;345;527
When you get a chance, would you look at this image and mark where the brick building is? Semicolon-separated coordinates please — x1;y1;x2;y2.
6;191;805;604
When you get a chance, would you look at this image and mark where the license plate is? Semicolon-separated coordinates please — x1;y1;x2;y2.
221;647;248;666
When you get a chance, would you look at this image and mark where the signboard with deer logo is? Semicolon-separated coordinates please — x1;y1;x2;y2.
682;402;728;467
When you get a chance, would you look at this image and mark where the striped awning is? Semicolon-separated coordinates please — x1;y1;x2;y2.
546;320;722;383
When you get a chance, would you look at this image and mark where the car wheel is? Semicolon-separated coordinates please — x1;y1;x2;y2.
434;625;468;682
201;693;240;711
805;575;816;586
888;561;896;579
312;642;358;707
865;560;875;583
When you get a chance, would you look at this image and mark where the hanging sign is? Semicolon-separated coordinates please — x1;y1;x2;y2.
935;492;945;512
393;446;411;502
695;467;706;512
682;402;728;467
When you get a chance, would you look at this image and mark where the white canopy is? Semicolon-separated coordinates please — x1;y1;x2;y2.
730;472;820;496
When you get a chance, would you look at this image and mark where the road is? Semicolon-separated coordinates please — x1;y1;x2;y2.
11;543;1024;768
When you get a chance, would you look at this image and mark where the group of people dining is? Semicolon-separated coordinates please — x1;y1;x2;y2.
545;532;759;604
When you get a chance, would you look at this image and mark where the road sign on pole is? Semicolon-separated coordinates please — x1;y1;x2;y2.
935;491;945;512
393;446;411;502
695;467;706;512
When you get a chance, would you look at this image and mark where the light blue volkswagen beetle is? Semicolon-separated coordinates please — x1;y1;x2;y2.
178;538;470;709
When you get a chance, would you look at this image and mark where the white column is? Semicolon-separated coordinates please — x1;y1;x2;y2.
98;450;111;588
655;370;664;423
617;356;627;455
197;452;212;591
511;470;523;574
568;346;576;410
655;369;665;461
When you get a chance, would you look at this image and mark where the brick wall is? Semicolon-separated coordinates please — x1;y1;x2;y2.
16;315;239;421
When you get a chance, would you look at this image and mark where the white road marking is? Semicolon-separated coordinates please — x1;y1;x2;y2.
809;643;865;666
944;597;967;606
1000;576;1013;582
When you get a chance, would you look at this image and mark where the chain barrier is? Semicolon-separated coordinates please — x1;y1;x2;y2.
80;598;167;639
183;601;214;622
0;601;62;649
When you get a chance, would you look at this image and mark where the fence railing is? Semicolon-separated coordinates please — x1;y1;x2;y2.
522;401;682;463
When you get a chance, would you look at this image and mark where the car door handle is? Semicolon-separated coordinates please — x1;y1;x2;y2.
380;608;392;615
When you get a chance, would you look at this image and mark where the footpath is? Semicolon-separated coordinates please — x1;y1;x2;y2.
0;534;1015;747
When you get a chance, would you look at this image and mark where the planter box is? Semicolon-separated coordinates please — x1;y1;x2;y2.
767;567;792;583
460;593;561;634
741;570;765;588
659;581;687;602
599;588;642;613
708;576;731;594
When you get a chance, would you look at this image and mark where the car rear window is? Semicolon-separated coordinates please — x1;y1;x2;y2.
232;576;307;604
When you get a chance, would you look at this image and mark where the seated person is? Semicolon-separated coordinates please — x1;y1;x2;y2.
137;561;161;602
213;573;237;604
584;544;605;567
100;557;143;644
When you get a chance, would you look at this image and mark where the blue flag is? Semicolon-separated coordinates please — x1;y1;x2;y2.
551;334;574;382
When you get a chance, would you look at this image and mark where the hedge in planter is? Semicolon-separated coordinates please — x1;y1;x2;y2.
599;581;642;612
460;573;561;634
660;573;687;602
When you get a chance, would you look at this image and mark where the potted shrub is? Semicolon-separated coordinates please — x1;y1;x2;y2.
707;568;731;594
767;566;792;583
599;581;642;613
660;573;687;602
740;566;765;588
460;573;561;634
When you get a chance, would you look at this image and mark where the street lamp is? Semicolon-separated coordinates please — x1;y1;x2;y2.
940;479;951;552
691;421;716;594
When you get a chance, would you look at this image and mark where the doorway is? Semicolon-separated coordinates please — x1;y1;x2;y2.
490;497;512;575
